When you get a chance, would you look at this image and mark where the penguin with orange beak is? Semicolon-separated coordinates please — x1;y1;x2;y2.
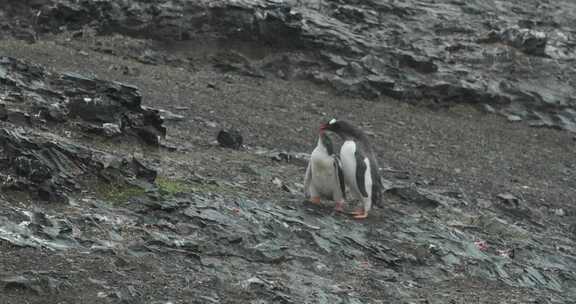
320;119;383;219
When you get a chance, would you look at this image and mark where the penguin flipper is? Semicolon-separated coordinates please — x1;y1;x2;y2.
303;160;312;198
354;150;369;198
334;156;346;200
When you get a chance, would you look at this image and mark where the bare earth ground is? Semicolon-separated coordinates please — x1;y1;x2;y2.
0;33;575;303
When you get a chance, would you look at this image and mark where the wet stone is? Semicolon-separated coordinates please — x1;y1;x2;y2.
13;155;53;182
217;129;243;150
158;109;185;122
387;186;441;208
2;275;44;295
102;123;121;137
0;273;65;296
499;27;548;56
496;193;521;208
0;103;6;120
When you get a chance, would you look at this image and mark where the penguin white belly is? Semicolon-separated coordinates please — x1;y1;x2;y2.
340;140;360;197
310;150;337;197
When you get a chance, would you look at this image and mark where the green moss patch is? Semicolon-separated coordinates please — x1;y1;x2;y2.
156;176;191;195
94;182;147;204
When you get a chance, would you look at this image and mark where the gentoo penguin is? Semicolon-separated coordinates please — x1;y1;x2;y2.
303;130;346;212
321;119;382;219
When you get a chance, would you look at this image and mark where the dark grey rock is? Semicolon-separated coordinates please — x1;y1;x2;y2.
506;114;523;122
0;56;163;201
321;52;348;67
0;103;7;120
2;275;44;295
211;51;265;78
387;186;441;209
13;155;53;183
44;103;68;122
398;51;438;74
480;27;549;57
0;57;166;144
496;193;521;208
102;123;122;137
217;129;243;150
270;152;292;162
5;109;30;125
157;109;185;122
365;75;396;92
1;271;68;296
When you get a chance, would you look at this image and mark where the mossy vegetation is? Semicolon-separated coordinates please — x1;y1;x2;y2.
93;175;238;203
94;182;147;204
156;176;190;194
155;176;234;195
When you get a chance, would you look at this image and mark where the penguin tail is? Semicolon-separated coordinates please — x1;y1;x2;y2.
372;177;384;207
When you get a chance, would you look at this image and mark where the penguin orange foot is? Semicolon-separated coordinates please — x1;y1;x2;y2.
309;196;321;204
350;209;369;219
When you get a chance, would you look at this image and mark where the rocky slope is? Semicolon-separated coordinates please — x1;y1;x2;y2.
10;0;576;132
0;1;575;303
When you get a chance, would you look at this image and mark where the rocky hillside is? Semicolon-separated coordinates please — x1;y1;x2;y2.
0;1;575;303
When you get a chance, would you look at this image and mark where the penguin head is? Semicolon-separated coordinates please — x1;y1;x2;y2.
320;118;346;134
320;118;363;140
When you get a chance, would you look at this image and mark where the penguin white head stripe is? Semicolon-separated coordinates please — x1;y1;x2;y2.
320;118;338;133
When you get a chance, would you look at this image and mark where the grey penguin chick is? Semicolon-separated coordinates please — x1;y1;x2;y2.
321;118;383;219
303;130;346;212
